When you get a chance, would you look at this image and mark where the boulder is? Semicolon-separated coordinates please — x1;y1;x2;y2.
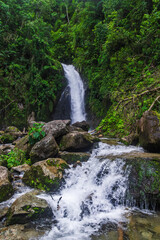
5;126;21;134
0;144;14;154
42;120;70;139
23;158;68;191
72;121;90;131
59;131;95;151
6;191;53;225
30;134;58;163
0;133;17;144
59;151;90;164
0;166;14;203
137;111;160;152
14;135;31;154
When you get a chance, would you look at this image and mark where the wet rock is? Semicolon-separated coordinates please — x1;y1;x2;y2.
59;151;90;164
126;212;160;240
72;121;90;131
0;207;9;220
137;111;160;152
30;134;58;164
59;131;95;151
0;224;46;240
42;120;70;139
11;164;31;174
23;158;68;191
5;191;53;225
0;166;14;203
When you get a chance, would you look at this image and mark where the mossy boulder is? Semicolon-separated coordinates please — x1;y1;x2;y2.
30;134;59;164
0;166;14;203
72;121;90;131
59;151;90;164
137;111;160;152
6;191;53;225
59;131;95;151
15;135;31;155
5;126;21;134
0;133;17;144
23;158;68;191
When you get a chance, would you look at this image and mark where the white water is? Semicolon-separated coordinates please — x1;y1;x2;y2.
62;64;86;123
38;142;143;240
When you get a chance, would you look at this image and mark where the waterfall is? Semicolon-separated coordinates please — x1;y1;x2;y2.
38;142;143;240
61;64;86;124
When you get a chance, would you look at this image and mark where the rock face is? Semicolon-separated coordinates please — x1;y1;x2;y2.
6;191;53;225
0;166;14;203
42;120;70;139
30;134;59;163
72;121;90;131
137;111;160;152
59;131;94;151
23;158;68;191
59;151;90;164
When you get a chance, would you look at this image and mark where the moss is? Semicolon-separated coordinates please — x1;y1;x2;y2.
0;134;16;144
152;111;160;123
23;166;61;192
0;184;14;203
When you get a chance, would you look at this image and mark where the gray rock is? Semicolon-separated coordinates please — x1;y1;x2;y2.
30;134;59;163
137;111;160;152
0;166;14;203
59;131;94;151
6;191;53;225
42;120;70;139
72;121;90;131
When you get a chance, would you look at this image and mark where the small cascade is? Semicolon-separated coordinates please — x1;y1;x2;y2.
61;64;86;124
38;142;144;240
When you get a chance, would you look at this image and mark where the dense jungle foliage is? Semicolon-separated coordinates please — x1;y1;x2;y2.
0;0;160;136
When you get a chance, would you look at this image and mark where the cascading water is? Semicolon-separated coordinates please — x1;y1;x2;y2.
61;64;86;124
38;142;143;240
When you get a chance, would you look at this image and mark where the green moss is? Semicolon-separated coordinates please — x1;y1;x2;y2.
23;166;61;192
0;184;14;203
0;134;16;144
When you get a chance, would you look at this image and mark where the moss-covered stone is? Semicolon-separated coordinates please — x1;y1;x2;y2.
0;134;16;144
23;158;68;191
59;151;90;164
5;126;21;133
0;183;14;203
6;191;53;225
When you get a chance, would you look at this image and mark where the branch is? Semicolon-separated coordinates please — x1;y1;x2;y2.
0;100;15;113
148;95;160;111
116;87;160;110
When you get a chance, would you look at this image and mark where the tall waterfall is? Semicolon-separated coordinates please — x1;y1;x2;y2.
62;64;86;124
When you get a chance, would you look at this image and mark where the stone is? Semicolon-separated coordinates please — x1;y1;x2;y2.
23;158;68;191
137;111;160;152
59;131;95;151
42;119;70;139
11;164;31;173
6;191;53;225
0;166;14;203
5;126;21;134
14;135;31;154
0;207;9;220
30;134;59;163
0;224;46;240
0;133;17;144
72;121;90;131
59;151;90;164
